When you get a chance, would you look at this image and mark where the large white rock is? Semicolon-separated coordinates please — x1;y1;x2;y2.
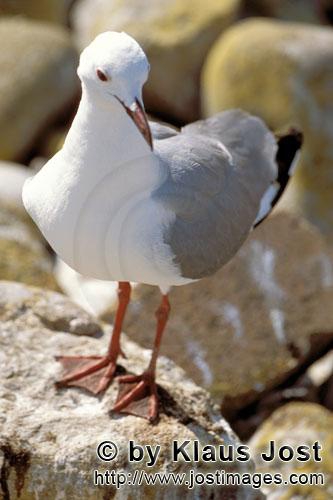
0;161;32;212
0;281;263;499
0;18;79;161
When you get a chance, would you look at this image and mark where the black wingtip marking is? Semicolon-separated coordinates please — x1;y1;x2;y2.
276;127;303;185
254;128;303;228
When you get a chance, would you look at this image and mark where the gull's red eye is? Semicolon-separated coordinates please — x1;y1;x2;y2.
96;69;108;82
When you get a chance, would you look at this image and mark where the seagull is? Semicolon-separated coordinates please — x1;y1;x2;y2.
22;31;302;422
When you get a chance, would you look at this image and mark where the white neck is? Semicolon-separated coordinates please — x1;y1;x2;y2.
62;85;152;171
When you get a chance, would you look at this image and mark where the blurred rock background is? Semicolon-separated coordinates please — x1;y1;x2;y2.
0;1;333;498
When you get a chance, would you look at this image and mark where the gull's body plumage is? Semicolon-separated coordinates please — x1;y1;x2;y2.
22;31;302;421
23;101;277;292
23;92;188;293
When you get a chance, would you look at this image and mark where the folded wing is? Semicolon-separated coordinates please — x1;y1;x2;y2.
152;110;300;280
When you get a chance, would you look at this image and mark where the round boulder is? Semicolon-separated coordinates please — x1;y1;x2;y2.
0;0;72;24
249;402;333;498
0;18;79;161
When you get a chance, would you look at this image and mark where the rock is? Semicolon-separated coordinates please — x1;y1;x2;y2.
202;19;333;236
307;350;333;388
0;161;47;281
0;161;31;213
0;0;72;24
0;281;263;500
241;0;322;24
0;18;79;161
0;203;60;290
0;281;101;336
307;350;333;411
323;372;333;410
55;257;120;316
320;0;333;24
101;213;333;418
249;402;333;499
231;371;321;441
72;0;241;123
28;156;48;173
39;127;67;158
240;0;274;16
232;349;333;441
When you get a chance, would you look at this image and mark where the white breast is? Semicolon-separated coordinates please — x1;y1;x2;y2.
23;145;191;292
23;92;193;291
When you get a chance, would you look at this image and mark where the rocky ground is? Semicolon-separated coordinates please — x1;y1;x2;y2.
1;1;333;499
0;281;263;500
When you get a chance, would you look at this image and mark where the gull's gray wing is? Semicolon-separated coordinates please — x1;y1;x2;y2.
183;111;303;228
149;120;179;140
152;110;278;280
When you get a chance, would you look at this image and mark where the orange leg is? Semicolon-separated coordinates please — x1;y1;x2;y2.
56;281;131;394
112;294;170;422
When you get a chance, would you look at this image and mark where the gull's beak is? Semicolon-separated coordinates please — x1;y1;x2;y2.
124;98;153;150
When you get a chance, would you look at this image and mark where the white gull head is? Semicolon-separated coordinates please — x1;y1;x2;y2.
78;31;152;147
78;31;149;105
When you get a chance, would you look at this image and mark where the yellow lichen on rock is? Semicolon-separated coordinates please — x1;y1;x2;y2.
249;402;333;499
0;0;71;24
0;18;78;161
202;19;333;236
0;202;60;291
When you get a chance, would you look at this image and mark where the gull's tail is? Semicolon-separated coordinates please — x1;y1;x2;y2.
254;128;303;228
